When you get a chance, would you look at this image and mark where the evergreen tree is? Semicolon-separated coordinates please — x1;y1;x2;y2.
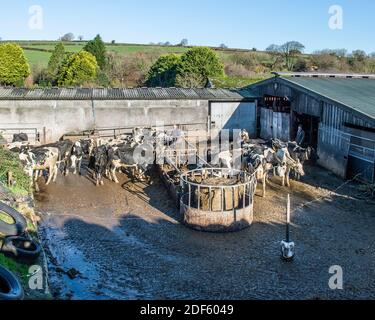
84;34;107;69
47;42;65;80
146;54;180;87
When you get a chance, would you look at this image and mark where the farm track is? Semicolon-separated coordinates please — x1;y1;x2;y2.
35;165;375;300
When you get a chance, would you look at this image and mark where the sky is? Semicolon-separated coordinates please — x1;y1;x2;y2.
0;0;374;53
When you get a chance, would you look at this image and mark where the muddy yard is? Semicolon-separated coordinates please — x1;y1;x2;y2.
35;165;375;300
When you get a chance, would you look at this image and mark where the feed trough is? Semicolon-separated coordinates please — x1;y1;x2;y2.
180;168;257;232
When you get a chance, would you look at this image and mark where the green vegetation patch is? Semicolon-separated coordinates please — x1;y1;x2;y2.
0;148;30;195
212;75;270;88
24;49;52;69
0;253;29;281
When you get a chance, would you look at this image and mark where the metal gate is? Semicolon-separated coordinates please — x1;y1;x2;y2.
210;102;257;137
347;134;375;183
0;127;40;144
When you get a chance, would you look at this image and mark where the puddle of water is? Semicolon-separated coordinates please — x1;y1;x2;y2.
39;215;104;300
39;212;147;300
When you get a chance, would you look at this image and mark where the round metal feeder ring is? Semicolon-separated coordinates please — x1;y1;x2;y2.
180;168;257;233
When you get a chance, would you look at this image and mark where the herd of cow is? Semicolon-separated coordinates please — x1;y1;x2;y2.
4;128;315;196
240;139;314;197
5;128;164;190
210;131;314;197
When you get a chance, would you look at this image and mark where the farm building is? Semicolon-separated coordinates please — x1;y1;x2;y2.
0;87;257;143
1;75;375;184
249;73;375;183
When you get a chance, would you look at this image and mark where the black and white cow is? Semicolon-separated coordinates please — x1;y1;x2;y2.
79;139;95;158
107;143;154;183
70;141;84;175
242;146;275;197
89;145;109;186
287;142;313;164
19;147;59;188
41;140;74;176
12;133;28;143
6;142;31;154
272;147;305;187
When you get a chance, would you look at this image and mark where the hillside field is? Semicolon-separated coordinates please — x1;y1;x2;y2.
14;41;271;87
19;41;246;67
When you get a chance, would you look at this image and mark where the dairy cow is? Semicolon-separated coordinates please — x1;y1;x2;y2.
89;145;109;186
70;141;84;175
19;147;59;188
107;143;154;183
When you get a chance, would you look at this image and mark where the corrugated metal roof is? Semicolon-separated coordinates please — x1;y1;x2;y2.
0;87;256;101
279;77;375;120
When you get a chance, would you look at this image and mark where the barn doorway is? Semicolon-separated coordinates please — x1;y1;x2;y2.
292;113;320;148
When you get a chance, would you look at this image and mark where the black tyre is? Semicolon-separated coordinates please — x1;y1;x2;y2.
1;236;42;264
0;266;24;300
0;202;27;237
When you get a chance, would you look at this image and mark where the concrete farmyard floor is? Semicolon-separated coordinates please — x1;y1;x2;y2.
35;165;375;300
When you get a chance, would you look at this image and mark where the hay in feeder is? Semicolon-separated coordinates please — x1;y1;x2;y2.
194;185;245;211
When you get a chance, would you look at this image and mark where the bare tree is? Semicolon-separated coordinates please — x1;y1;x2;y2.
266;41;305;71
179;39;188;46
78;35;84;41
280;41;305;70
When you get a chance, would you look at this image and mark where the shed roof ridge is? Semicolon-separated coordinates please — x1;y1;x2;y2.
0;86;257;101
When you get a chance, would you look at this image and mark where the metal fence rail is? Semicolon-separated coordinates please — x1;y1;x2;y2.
0;127;39;144
62;122;207;140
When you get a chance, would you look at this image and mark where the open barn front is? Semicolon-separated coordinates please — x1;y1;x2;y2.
292;112;320;149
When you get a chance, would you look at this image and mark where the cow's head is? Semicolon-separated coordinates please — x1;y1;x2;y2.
281;241;295;261
293;159;305;177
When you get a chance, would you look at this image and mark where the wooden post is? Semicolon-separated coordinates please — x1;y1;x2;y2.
7;171;13;187
243;185;246;209
43;127;47;144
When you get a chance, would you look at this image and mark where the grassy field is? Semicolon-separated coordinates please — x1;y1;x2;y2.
20;42;197;68
19;41;260;66
24;49;52;68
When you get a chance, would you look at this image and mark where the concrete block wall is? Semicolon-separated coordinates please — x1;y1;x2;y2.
0;99;209;143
